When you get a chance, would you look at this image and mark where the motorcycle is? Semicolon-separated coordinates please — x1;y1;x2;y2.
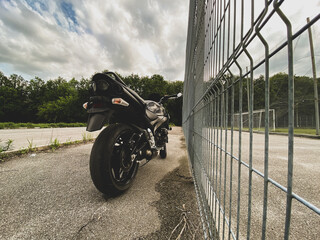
83;72;182;195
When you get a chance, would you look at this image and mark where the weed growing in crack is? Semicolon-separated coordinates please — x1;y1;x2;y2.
27;139;36;153
50;138;60;150
82;132;93;142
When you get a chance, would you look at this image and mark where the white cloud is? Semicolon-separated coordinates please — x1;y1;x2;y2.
2;0;316;83
0;0;189;81
219;0;320;78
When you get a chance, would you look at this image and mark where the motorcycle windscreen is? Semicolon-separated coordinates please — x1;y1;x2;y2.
86;110;113;132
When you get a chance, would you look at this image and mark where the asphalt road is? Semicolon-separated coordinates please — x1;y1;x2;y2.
0;127;203;240
201;129;320;240
2;126;318;239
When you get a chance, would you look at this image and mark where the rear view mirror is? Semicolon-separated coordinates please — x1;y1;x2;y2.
159;92;182;104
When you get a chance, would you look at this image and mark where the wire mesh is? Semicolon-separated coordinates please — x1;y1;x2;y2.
183;0;320;239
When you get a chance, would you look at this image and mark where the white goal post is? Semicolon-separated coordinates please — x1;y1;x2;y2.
234;109;276;131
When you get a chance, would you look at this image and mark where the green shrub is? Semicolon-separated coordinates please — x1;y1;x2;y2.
0;122;87;129
26;123;35;128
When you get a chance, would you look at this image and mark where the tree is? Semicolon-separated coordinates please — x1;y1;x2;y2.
254;75;265;110
164;81;183;125
0;86;20;121
123;74;143;95
24;77;46;122
0;74;28;122
0;71;9;87
38;95;79;122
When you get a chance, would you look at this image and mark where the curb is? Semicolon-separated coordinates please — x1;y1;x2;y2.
0;139;95;162
251;130;320;139
228;129;320;139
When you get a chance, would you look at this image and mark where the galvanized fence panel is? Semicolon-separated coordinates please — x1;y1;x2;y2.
183;0;320;239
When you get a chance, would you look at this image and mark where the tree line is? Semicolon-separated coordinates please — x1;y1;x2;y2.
1;70;317;128
0;71;183;126
228;73;319;128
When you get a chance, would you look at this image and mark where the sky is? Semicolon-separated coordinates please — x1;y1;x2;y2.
241;0;320;78
0;0;189;81
204;0;320;79
0;0;319;83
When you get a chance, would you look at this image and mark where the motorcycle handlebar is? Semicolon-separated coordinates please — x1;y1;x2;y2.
159;93;182;104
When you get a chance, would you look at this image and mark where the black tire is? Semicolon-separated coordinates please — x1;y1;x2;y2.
90;123;139;195
160;144;167;159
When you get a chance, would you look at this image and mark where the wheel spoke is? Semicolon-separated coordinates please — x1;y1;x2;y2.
119;168;124;179
110;129;138;184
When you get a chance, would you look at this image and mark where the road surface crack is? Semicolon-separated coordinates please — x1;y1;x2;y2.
175;172;193;181
72;204;108;239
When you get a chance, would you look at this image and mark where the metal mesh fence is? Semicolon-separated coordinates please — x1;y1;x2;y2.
183;0;320;239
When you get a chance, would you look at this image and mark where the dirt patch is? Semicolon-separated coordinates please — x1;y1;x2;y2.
138;156;204;240
180;136;186;149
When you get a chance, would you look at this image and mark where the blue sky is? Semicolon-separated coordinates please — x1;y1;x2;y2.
0;0;189;81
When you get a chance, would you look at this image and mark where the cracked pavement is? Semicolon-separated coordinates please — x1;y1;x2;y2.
0;127;202;239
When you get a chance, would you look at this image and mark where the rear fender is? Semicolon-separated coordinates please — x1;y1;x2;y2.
86;109;114;132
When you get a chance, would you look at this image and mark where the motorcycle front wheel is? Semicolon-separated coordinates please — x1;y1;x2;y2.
90;123;139;195
160;143;167;159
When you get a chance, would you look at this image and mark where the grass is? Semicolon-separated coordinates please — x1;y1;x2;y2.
82;132;93;142
49;138;60;150
0;122;86;129
64;138;73;146
274;128;317;135
27;139;36;152
233;127;318;136
253;127;317;135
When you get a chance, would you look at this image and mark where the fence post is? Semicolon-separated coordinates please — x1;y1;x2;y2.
307;17;320;135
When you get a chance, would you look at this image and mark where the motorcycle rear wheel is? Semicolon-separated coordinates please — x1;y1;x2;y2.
90;123;139;195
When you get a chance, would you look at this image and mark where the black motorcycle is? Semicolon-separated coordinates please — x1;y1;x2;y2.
83;72;182;195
